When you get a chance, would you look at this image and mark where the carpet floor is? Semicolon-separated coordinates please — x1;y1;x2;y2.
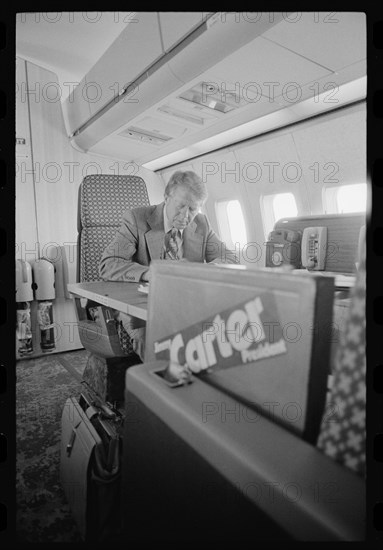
16;349;89;543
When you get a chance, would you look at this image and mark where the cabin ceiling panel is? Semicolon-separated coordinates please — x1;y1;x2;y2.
263;12;366;72
158;12;206;51
16;12;134;101
17;12;366;170
89;133;163;161
84;29;338;165
205;36;332;102
166;13;285;85
130;96;281;160
134;69;365;170
86;79;283;163
138;106;304;171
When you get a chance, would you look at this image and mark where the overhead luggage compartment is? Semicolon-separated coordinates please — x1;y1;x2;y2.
63;12;164;136
62;12;285;151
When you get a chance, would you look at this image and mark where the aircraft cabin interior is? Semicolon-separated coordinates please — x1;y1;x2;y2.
9;10;374;545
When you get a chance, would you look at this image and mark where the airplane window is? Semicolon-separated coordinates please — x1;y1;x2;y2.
216;199;247;248
272;193;298;221
261;192;298;239
337;183;367;213
323;183;367;214
226;200;247;247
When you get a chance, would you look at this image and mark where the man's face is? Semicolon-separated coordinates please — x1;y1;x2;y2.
165;185;203;230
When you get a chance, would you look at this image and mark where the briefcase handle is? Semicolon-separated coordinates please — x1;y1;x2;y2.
66;421;81;457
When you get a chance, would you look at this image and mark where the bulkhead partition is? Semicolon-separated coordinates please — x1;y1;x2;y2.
145;261;335;443
273;213;365;273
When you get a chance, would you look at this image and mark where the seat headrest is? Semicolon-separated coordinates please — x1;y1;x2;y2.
78;174;149;229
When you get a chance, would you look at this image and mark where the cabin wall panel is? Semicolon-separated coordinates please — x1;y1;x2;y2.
16;58;38;263
232;131;311;260
16;58;41;357
292;105;366;214
189;151;257;265
17;60;163;354
27;63;80;257
191;151;242;227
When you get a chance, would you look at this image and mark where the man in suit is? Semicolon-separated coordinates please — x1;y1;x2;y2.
99;170;238;359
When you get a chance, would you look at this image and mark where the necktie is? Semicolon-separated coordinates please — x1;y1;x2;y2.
164;228;182;260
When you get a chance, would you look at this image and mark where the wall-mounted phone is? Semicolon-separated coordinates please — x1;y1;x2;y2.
301;226;327;270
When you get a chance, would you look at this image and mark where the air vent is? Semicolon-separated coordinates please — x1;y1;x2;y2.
119;127;171;146
157;104;205;125
119;115;189;145
178;81;248;113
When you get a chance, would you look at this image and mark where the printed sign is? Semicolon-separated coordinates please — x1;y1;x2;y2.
153;293;287;374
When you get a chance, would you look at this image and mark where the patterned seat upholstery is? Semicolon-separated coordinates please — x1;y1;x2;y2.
316;242;366;477
76;175;150;403
78;174;150;283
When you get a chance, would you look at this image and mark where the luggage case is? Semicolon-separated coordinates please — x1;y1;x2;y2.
60;392;122;542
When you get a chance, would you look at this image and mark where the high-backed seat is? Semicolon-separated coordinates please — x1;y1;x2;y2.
77;174;150;283
74;174;150;403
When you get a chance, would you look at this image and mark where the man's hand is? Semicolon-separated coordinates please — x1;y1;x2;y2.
164;362;193;385
141;269;151;283
141;259;189;282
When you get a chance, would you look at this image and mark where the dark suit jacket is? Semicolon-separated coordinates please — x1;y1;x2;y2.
99;202;238;282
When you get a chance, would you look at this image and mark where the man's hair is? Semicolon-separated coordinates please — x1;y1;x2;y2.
164;171;208;203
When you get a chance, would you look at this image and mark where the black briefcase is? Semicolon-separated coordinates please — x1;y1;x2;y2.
60;393;122;542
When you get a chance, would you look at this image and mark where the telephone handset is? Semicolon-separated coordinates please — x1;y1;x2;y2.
301;226;327;270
